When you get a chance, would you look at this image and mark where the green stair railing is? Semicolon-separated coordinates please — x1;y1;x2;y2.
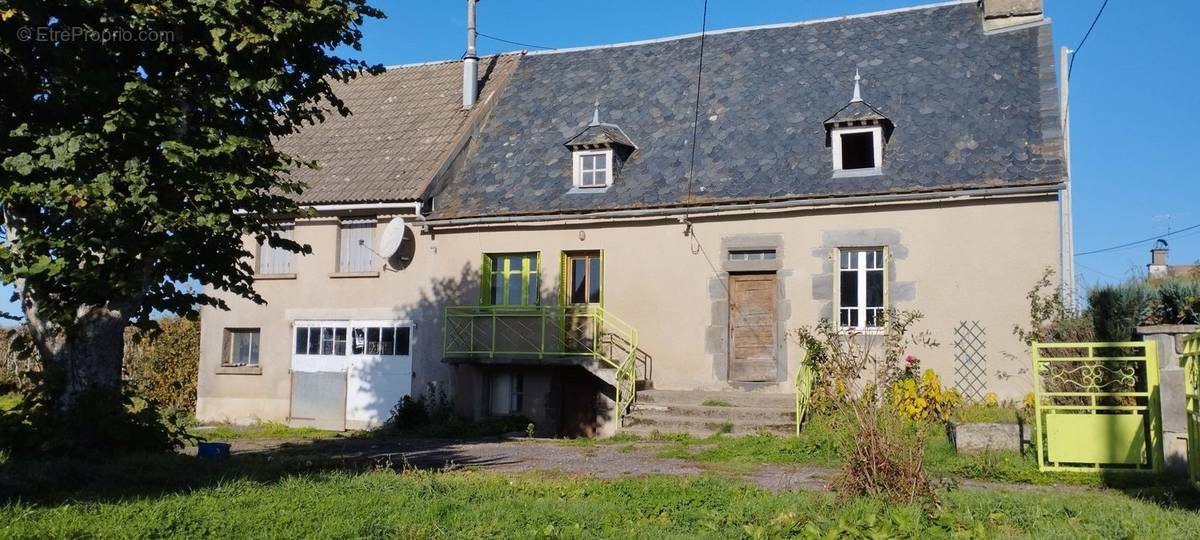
443;305;640;425
795;347;817;436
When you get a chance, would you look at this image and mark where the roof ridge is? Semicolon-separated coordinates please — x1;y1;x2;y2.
523;0;975;57
381;52;520;72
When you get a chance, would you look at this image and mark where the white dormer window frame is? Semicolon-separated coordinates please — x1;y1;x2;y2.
831;125;884;177
573;149;613;189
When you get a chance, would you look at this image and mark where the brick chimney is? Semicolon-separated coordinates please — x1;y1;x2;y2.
980;0;1044;32
1149;240;1169;279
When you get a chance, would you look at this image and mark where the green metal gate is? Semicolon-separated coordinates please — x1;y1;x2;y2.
1182;331;1200;485
1031;341;1163;472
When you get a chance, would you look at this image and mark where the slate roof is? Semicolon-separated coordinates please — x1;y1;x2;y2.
564;123;636;149
432;1;1064;219
824;100;891;127
279;54;519;204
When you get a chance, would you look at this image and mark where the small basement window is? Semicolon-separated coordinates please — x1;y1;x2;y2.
728;249;777;261
832;127;883;174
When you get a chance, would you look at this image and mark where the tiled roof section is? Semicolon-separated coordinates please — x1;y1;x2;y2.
824;101;890;127
564;124;636;149
280;54;520;204
433;2;1064;219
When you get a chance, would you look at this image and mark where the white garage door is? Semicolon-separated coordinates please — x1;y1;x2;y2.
291;320;414;430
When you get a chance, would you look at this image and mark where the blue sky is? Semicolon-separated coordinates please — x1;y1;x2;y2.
3;0;1197;319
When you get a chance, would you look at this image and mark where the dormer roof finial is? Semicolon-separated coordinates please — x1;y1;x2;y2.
590;99;600;126
851;68;863;103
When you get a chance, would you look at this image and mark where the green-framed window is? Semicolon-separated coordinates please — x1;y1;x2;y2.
482;253;540;306
561;251;603;305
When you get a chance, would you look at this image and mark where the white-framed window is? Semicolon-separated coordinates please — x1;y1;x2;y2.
838;248;885;329
224;329;261;367
294;321;412;357
257;223;295;275
573;150;613;188
488;373;524;416
338;219;376;272
728;249;777;261
831;126;883;173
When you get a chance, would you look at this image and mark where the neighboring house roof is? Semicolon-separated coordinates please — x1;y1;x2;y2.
279;54;520;205
432;1;1064;219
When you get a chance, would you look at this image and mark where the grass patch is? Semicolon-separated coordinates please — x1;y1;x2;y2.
3;464;1200;538
701;399;733;407
192;422;345;442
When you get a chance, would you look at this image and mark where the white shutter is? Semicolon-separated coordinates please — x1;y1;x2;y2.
339;220;375;272
258;225;294;275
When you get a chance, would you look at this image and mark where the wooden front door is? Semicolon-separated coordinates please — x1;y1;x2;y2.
729;274;778;382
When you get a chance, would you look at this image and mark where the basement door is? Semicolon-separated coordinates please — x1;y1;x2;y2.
728;274;778;382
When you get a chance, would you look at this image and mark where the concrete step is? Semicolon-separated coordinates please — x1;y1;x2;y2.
621;412;794;437
636;389;795;409
633;402;795;422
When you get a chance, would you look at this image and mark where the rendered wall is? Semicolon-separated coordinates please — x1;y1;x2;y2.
197;195;1060;425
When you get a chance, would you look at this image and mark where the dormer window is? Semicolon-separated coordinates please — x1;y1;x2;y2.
564;101;636;193
824;70;893;178
575;150;612;188
832;127;883;172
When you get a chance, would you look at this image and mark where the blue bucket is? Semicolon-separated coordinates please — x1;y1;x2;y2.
197;442;231;459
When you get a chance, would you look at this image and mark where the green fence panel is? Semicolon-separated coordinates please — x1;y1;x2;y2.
1031;341;1163;473
1181;331;1200;486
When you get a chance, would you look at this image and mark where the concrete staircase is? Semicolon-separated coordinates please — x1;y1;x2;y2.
622;389;795;437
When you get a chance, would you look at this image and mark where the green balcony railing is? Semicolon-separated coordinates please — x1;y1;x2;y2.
443;305;640;424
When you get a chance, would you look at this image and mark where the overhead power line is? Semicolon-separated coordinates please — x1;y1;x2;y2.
683;0;710;220
1068;0;1110;78
1075;222;1200;256
476;31;553;51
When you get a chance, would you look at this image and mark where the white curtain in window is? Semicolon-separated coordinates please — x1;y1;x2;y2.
339;220;375;272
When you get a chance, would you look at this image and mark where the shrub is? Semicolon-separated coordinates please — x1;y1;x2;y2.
124;317;200;414
1087;282;1153;341
1013;268;1094;344
794;309;938;504
1151;278;1200;325
890;369;960;423
0;383;194;457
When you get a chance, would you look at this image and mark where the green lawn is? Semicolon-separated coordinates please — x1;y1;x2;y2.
3;468;1199;538
192;422;347;442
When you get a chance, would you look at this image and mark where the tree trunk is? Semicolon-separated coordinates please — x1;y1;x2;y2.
21;289;128;412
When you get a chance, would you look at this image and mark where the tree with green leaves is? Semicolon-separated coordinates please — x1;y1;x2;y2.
0;1;382;444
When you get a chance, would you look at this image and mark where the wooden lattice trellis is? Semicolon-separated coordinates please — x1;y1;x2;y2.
954;320;988;401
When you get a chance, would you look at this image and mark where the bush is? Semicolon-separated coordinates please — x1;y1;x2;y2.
795;309;938;504
890;369;960;423
0;384;194;457
1150;278;1200;325
124;317;200;414
1013;268;1094;344
1087;282;1153;341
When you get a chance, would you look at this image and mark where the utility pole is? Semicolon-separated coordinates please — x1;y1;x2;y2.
1059;46;1076;312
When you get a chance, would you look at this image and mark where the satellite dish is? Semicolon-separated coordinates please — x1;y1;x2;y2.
377;217;407;259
